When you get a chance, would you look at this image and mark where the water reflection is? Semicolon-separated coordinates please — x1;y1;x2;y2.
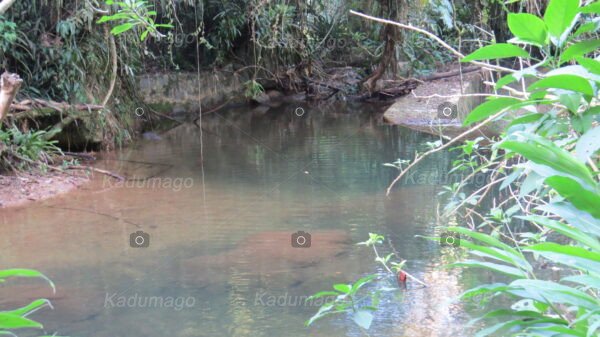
1;102;478;336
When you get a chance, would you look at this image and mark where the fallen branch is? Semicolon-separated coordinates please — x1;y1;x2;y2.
66;165;125;181
386;108;510;196
422;66;481;81
9;99;103;114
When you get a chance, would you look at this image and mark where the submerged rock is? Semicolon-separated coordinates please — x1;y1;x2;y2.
142;131;162;141
179;230;357;286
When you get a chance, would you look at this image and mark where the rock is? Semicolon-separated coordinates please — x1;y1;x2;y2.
252;89;285;107
142;131;162;141
171;105;187;117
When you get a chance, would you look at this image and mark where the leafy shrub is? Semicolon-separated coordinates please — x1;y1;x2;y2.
0;269;63;336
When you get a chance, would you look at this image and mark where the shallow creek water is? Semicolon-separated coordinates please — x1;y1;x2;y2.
1;103;484;337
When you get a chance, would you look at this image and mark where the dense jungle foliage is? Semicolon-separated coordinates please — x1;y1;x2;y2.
0;0;521;151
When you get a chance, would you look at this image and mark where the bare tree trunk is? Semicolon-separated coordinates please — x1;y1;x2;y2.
0;72;23;124
0;0;17;14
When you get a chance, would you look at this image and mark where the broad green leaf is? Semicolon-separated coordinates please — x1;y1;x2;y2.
452;260;528;278
0;269;55;292
96;13;131;23
524;242;600;272
111;23;135;35
562;275;600;290
560;93;583;113
581;1;600;14
538;202;600;236
545;176;600;219
508;13;548;46
500;133;596;188
307;291;339;300
0;299;52;317
528;74;594;96
576;126;600;163
577;57;600;75
352;310;373;330
333;284;351;294
544;0;580;46
0;313;42;329
573;19;600;37
573;106;600;133
519;215;600;252
460;283;509;300
463;97;522;126
140;30;149;41
508;113;544;127
350;274;376;293
495;74;517;90
475;317;566;337
468;309;552;327
445;226;523;258
509;279;598;309
561;39;600;63
461;239;531;271
462;44;529;63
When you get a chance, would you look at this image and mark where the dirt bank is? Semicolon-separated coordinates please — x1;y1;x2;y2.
0;171;89;208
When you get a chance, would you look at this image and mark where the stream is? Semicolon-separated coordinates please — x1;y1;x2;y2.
0;102;485;337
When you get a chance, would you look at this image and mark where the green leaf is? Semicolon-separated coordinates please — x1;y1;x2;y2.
461;239;531;271
538;202;600;236
544;0;580;46
0;313;43;329
508;13;548;46
463;97;522;126
562;274;600;290
333;284;351;294
111;23;135;35
519;215;600;252
524;242;600;271
351;310;373;330
500;133;596;188
581;1;600;14
545;176;600;219
1;299;52;317
508;113;544;127
573;106;600;133
461;44;529;63
96;13;131;23
140;30;149;41
577;57;600;75
528;74;594;96
573;19;600;37
560;93;583;113
0;269;55;292
350;274;376;293
445;226;524;259
452;260;528;278
307;291;340;300
460;283;509;300
576;126;600;163
509;279;598;309
561;40;600;63
495;74;518;90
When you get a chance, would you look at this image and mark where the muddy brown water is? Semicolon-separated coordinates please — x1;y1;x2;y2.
1;103;484;337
